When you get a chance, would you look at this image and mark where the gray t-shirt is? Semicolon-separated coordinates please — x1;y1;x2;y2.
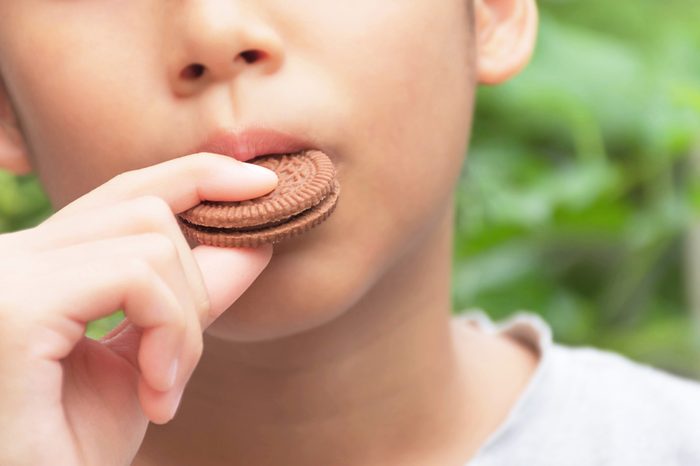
457;311;700;466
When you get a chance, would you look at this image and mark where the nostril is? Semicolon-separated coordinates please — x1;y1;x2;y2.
180;63;206;80
239;50;264;64
179;51;265;82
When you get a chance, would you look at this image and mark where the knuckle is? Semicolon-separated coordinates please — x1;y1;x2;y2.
106;167;154;198
126;258;157;287
125;259;185;326
134;195;176;231
164;309;187;336
189;152;227;174
141;232;179;263
137;194;171;213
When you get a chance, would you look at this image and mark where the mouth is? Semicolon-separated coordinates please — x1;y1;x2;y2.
197;127;317;162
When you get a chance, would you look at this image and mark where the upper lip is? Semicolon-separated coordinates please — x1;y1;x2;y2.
197;127;314;162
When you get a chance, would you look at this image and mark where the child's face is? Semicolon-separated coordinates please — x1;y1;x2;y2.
0;1;533;341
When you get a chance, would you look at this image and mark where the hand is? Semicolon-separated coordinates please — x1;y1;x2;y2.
0;153;277;466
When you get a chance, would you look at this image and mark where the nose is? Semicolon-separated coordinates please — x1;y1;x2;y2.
168;1;284;95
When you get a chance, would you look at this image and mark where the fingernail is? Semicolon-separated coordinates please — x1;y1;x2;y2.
165;358;179;390
241;162;278;182
214;162;278;185
154;327;182;392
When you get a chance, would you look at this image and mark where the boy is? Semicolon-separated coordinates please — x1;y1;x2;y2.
0;1;698;465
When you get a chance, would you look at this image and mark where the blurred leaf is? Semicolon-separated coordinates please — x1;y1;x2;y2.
456;0;700;378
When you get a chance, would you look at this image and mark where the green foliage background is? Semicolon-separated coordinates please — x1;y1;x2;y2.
454;0;700;378
1;0;699;378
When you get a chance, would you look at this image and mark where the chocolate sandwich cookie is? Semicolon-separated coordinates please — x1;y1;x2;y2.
177;150;340;247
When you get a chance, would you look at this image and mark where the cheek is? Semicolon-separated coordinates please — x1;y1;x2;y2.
335;1;475;246
0;4;167;208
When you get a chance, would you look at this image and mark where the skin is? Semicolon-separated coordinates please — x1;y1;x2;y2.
0;0;538;464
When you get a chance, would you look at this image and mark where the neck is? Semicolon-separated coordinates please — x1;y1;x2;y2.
139;201;487;465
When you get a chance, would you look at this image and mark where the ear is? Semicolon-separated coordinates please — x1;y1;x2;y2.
0;79;32;175
474;0;538;85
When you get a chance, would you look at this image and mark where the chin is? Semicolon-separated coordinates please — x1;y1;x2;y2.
203;229;377;343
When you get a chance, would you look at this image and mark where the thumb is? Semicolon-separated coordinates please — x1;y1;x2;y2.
192;244;273;328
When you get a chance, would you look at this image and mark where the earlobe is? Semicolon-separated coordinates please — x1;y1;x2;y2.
474;0;538;85
0;80;32;175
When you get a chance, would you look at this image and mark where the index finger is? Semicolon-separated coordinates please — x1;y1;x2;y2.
43;152;278;328
51;152;278;221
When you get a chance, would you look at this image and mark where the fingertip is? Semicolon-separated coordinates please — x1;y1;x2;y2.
138;377;181;425
202;160;278;202
243;162;279;189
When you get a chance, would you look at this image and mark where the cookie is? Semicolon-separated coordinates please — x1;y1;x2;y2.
177;150;340;247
